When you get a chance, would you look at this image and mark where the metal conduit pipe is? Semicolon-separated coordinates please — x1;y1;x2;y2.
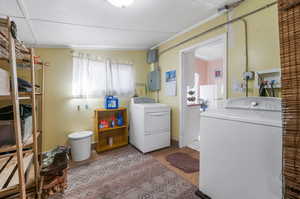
218;0;246;12
158;1;277;56
242;19;249;97
226;12;230;99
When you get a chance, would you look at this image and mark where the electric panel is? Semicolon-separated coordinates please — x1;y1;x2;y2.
148;71;161;91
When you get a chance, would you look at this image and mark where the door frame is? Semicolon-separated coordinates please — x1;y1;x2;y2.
178;33;228;148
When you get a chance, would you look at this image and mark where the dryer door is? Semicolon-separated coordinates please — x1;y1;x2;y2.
145;111;170;133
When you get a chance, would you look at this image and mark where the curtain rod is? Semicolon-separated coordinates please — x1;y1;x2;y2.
158;1;278;56
70;51;133;64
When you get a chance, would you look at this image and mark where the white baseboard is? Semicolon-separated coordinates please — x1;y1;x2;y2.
188;141;200;152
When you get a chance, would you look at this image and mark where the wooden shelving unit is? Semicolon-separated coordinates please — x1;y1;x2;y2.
95;108;128;153
0;17;46;199
0;131;41;154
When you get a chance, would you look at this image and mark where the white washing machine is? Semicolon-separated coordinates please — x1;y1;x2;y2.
198;97;282;199
130;97;171;153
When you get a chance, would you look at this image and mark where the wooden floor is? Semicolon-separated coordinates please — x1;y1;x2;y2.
70;144;199;186
150;146;199;186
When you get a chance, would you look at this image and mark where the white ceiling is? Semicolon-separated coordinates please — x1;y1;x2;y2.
0;0;237;49
195;42;225;61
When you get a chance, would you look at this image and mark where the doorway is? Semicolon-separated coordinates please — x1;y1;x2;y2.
179;34;227;149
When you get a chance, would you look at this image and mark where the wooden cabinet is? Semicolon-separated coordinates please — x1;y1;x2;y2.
94;108;128;153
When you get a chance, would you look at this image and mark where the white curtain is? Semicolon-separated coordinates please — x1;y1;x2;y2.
72;53;135;98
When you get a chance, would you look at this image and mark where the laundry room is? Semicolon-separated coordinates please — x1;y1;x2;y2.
0;0;299;199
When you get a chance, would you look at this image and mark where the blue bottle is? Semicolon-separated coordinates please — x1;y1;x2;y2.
116;112;124;126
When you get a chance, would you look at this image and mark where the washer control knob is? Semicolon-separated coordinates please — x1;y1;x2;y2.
251;101;258;107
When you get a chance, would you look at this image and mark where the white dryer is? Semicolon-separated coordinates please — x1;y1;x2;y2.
198;97;282;199
130;97;170;153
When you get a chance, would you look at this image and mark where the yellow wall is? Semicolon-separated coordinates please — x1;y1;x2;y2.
156;0;280;141
35;48;149;151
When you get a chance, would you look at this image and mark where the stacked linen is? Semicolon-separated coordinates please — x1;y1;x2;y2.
0;68;10;96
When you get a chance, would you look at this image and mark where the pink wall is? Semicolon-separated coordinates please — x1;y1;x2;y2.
207;58;223;85
195;59;208;85
195;58;223;85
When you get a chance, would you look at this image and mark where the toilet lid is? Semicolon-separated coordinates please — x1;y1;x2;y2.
68;131;93;140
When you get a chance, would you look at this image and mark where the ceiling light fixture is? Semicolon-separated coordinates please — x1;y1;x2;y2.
107;0;135;8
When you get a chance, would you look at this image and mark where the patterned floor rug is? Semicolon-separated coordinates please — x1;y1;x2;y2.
50;146;199;199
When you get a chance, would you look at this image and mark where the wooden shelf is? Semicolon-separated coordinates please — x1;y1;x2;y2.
0;178;35;199
0;151;35;198
96;141;128;152
95;107;127;112
0;131;41;154
0;58;45;70
0;22;28;51
0;96;30;101
0;96;29;101
0;92;42;101
99;125;127;132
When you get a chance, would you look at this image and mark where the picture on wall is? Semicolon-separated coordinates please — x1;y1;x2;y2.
165;70;177;96
166;70;176;82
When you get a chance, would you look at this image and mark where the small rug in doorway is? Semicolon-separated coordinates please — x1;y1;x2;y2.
165;152;199;173
50;146;199;199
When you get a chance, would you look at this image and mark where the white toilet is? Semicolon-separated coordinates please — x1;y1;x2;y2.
68;131;93;162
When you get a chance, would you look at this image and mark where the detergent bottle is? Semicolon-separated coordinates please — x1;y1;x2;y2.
104;96;119;109
116;112;124;126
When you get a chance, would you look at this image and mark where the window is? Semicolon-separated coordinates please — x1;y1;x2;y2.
72;53;135;98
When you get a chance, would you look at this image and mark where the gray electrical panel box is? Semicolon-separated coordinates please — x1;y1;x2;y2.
148;71;161;91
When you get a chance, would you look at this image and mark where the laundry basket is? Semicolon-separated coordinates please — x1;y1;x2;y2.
68;131;93;162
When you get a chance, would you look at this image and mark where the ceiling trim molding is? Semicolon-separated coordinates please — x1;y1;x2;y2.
150;11;225;50
27;43;148;51
16;0;37;44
